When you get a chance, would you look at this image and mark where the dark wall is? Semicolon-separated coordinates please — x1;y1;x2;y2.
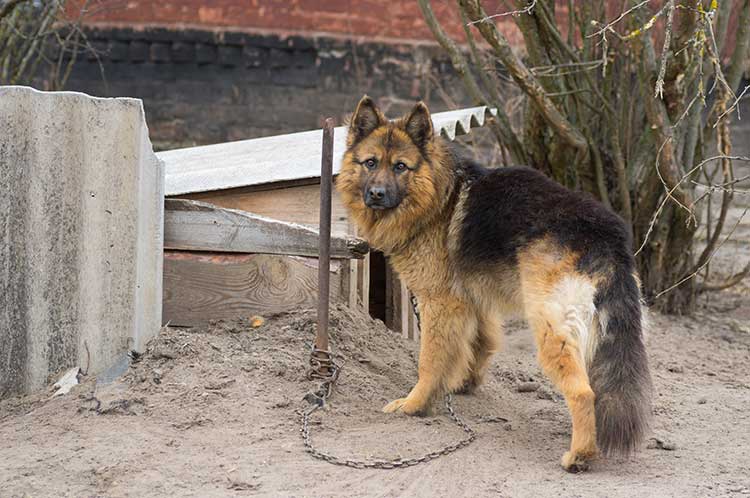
52;28;471;150
41;28;750;157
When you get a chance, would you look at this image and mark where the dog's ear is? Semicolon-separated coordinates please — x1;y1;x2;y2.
349;95;386;145
403;101;433;149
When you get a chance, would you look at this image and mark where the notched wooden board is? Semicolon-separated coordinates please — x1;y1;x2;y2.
164;198;368;259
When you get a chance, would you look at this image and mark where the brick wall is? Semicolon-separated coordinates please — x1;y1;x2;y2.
67;0;743;59
52;2;746;150
67;0;527;45
51;27;471;150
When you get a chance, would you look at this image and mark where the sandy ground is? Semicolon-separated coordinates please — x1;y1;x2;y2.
2;163;749;498
1;286;749;498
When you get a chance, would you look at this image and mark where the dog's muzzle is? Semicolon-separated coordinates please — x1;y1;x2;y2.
365;186;399;210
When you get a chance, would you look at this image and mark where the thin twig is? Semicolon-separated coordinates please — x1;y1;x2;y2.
654;0;675;99
692;173;750;190
654;204;749;300
466;0;537;25
699;260;750;293
588;0;653;39
459;0;588;151
692;88;735;273
418;0;525;162
635;154;750;256
0;0;28;20
714;84;750;126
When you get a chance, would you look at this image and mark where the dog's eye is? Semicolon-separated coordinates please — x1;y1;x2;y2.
394;162;407;173
363;158;377;170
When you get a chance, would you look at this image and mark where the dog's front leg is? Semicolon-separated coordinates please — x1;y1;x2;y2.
383;296;477;415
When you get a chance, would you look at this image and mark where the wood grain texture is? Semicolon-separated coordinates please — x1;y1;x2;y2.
385;262;396;330
358;253;370;314
182;183;352;236
400;280;412;340
348;258;359;308
163;251;344;326
164;198;368;259
384;270;418;341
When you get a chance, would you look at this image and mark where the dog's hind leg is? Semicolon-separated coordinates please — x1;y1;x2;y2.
383;295;477;415
456;313;501;394
528;308;598;472
519;243;599;472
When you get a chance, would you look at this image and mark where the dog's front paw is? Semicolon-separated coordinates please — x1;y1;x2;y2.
382;396;428;416
454;377;480;395
561;450;595;473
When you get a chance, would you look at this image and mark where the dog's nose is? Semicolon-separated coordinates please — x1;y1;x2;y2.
368;186;385;201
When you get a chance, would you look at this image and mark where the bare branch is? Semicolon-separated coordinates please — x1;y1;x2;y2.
588;0;653;39
714;84;750;124
465;0;537;25
653;204;749;300
0;0;28;20
704;0;750;127
654;0;675;99
635;154;750;256
724;0;750;93
418;0;526;162
459;0;588;151
698;260;750;293
692;88;735;273
693;173;750;190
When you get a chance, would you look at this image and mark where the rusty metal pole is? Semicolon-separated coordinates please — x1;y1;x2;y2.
315;118;335;354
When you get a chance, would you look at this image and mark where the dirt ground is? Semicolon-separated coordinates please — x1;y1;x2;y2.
2;165;750;498
1;278;749;498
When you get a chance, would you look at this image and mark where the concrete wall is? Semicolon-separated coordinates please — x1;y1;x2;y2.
0;86;164;398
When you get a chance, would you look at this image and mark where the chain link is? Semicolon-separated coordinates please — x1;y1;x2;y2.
301;393;475;469
301;322;477;469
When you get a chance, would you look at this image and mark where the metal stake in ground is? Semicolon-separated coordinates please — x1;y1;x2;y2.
309;118;335;380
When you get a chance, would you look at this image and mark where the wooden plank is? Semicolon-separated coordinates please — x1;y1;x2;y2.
384;262;398;331
181;182;352;236
162;251;344;326
164;198;368;259
358;252;370;314
387;264;404;334
158;107;497;196
400;280;412;340
348;259;359;308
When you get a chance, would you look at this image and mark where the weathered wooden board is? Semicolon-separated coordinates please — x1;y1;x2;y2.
159;106;497;196
348;258;359;309
358;253;370;314
383;263;419;340
164;198;368;259
163;251;344;326
181;182;352;235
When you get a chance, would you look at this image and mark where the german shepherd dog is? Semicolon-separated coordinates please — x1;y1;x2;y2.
336;96;652;472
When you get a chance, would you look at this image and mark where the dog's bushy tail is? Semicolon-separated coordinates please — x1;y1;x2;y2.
590;266;652;456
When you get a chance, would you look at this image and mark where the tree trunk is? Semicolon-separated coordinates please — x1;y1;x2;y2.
421;0;750;314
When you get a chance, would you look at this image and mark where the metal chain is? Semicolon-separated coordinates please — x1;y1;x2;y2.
301;294;477;470
301;392;476;469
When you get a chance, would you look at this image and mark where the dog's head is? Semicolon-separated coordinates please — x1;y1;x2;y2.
337;96;453;251
339;96;436;212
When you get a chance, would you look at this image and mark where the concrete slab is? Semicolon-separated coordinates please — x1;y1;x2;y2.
0;86;164;398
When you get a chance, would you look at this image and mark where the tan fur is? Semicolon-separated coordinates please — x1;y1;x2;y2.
338;97;607;471
516;239;600;470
